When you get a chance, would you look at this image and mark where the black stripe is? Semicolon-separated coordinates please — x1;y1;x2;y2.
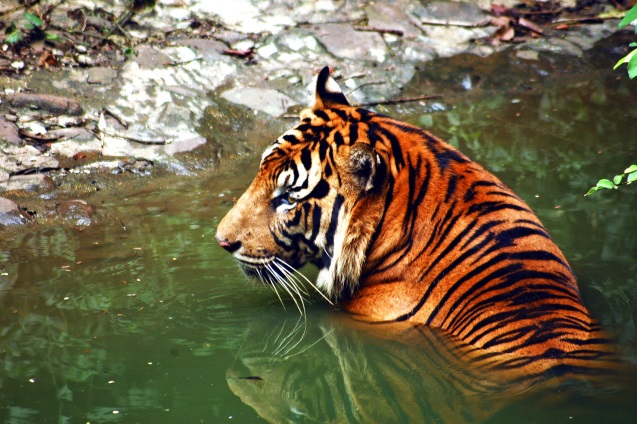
349;122;358;144
325;194;344;249
282;134;299;144
309;205;322;241
300;148;312;170
308;179;330;199
313;109;330;121
444;174;458;203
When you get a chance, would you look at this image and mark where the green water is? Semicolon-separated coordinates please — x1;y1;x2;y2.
2;47;637;423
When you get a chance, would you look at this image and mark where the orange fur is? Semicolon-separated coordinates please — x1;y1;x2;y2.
217;67;617;378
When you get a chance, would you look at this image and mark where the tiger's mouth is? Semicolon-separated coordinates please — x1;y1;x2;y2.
234;254;303;283
233;253;334;311
235;255;275;281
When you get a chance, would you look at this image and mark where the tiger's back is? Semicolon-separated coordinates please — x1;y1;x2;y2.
216;67;617;379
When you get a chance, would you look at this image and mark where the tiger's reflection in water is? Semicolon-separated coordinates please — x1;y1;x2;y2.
227;312;627;424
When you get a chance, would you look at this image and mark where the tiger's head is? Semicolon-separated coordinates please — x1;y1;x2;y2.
216;67;388;299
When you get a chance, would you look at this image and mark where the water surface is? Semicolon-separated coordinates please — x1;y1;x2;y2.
2;46;637;423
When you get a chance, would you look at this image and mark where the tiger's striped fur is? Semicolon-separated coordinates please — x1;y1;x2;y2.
216;66;616;377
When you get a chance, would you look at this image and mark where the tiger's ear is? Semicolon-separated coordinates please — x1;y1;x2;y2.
314;66;350;110
348;143;385;193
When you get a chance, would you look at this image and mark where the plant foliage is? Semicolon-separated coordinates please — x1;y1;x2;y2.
585;165;637;196
615;5;637;79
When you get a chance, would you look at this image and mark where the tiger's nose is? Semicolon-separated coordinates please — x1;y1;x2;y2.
216;234;241;253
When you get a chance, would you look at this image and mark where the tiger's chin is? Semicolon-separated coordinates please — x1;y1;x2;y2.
235;255;304;284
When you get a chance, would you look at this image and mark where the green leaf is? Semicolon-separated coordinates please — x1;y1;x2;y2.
613;49;637;70
596;179;615;190
628;171;637;184
585;186;600;197
618;5;637;29
613;174;623;185
6;30;22;44
624;164;637;174
24;11;44;28
44;32;58;41
628;54;637;79
630;43;637;47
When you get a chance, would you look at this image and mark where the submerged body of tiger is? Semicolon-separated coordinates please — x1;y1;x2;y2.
216;66;615;378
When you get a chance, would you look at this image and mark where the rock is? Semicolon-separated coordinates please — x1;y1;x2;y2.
417;2;491;27
87;67;119;85
0;115;22;145
0;144;59;176
56;199;95;226
134;45;173;69
191;0;295;34
0;196;28;227
220;87;297;117
48;129;103;158
5;93;82;115
311;24;387;62
0;197;20;213
2;174;56;193
516;50;540;61
176;39;231;62
365;3;421;39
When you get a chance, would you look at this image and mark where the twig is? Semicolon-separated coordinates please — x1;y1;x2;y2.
355;94;442;107
91;9;132;48
417;18;491;28
18;129;63;143
104;107;129;129
221;48;254;59
98;128;166;145
43;0;66;18
346;81;385;95
353;26;404;36
167;57;203;67
408;13;430;35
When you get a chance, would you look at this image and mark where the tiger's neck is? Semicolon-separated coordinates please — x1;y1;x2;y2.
341;139;614;366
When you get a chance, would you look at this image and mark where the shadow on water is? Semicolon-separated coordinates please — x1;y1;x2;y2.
2;38;637;422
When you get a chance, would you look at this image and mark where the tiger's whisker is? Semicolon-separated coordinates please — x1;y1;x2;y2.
272;316;307;356
266;262;305;316
259;266;287;312
276;258;334;305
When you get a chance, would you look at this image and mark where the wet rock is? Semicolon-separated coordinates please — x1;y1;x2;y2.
0;144;59;179
48;128;102;158
0;197;28;227
135;45;173;69
191;0;295;34
176;39;231;62
104;46;237;163
365;3;422;39
87;67;119;85
417;2;490;27
311;24;387;63
5;93;82;115
0;116;22;145
220;87;297;117
2;174;56;193
516;50;540;61
527;38;584;57
56;199;95;226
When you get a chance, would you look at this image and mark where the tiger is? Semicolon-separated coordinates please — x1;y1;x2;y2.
216;66;617;379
